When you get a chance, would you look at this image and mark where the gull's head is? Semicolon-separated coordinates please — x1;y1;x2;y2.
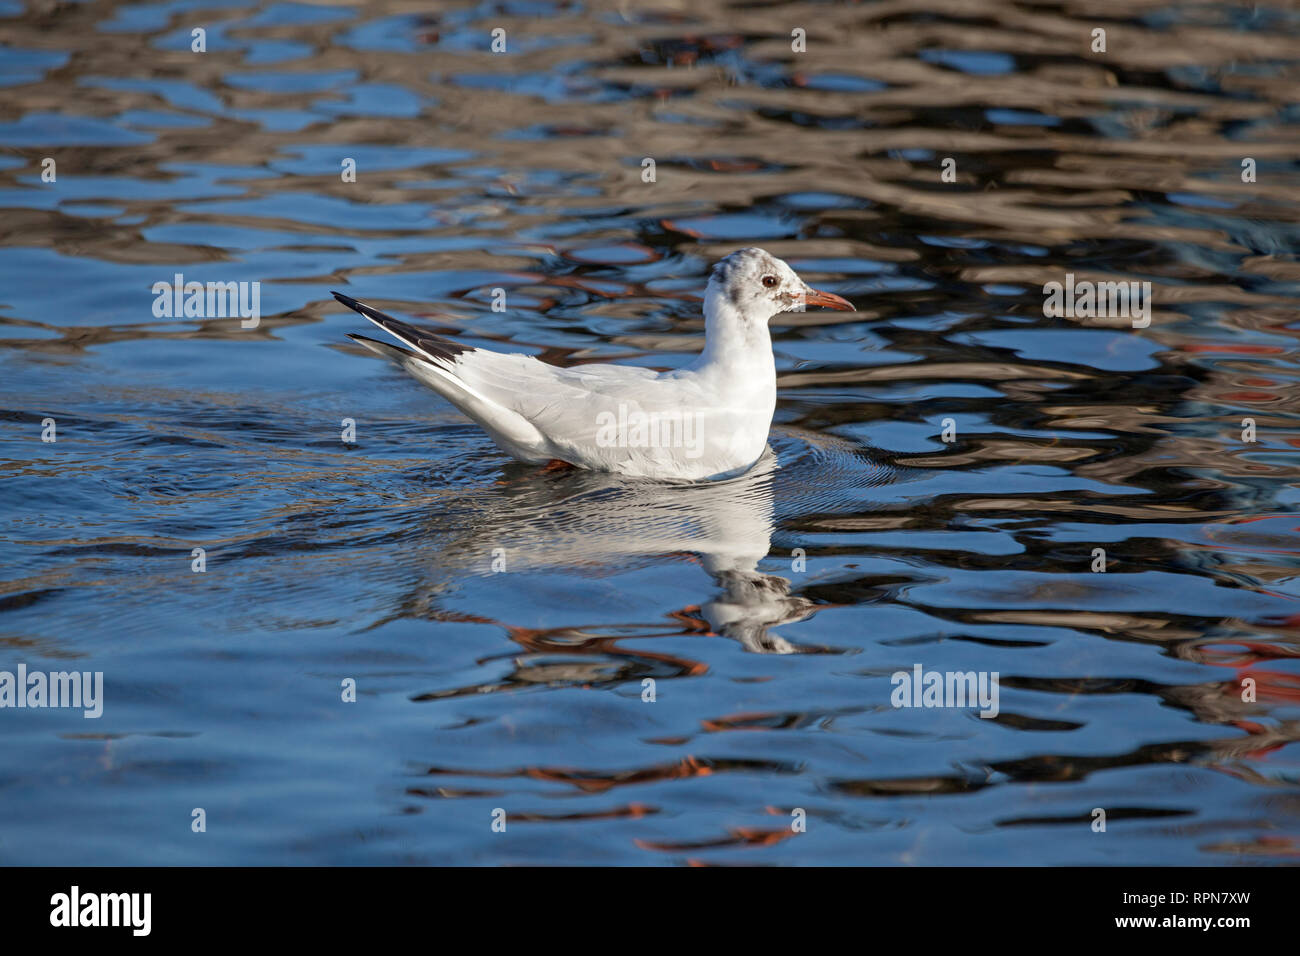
707;247;855;323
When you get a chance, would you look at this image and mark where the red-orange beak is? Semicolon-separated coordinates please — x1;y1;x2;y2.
802;287;856;311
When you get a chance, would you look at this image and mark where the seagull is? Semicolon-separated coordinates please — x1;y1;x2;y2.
336;247;854;481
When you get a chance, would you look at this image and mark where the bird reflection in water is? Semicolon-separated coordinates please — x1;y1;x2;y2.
401;449;830;704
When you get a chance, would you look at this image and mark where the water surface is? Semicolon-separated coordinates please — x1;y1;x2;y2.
2;0;1299;865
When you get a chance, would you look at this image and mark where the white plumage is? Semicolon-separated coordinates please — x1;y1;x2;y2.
338;247;854;481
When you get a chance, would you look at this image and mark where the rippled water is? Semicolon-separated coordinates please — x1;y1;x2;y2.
2;0;1299;865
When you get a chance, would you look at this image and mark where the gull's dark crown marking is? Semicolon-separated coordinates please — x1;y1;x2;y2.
712;247;776;309
711;256;739;307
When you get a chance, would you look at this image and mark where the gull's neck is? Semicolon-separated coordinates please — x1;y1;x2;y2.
696;284;774;374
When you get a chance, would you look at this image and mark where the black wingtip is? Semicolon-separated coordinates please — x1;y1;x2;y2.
347;332;420;361
334;293;473;364
331;290;402;328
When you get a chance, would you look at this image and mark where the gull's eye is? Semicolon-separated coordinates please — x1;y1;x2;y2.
761;275;778;288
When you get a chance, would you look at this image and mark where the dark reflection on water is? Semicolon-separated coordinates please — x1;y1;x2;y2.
1;0;1299;864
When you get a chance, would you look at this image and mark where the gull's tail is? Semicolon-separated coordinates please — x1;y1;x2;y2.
334;291;547;457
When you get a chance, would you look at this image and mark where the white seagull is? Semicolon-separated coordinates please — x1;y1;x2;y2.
337;247;854;481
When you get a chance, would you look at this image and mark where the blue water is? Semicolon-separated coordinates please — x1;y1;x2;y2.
1;0;1299;865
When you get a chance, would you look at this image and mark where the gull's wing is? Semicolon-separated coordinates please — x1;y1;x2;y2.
337;293;718;470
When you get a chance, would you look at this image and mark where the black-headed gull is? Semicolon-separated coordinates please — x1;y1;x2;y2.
336;247;853;481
